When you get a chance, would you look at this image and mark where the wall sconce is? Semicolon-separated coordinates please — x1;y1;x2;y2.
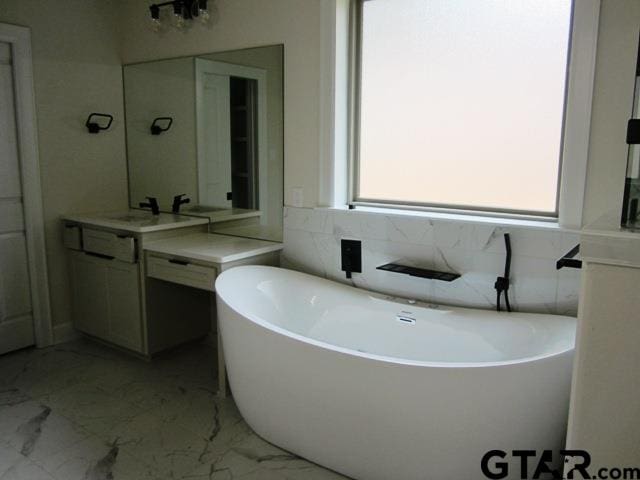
85;113;113;134
149;0;210;32
151;117;173;135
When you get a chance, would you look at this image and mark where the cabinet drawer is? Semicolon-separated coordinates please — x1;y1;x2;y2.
63;223;82;250
147;254;217;292
112;236;136;263
83;228;136;263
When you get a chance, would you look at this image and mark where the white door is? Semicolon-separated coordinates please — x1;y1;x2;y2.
196;60;232;208
195;59;268;221
0;41;35;354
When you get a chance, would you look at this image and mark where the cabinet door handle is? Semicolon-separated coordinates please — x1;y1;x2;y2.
85;251;115;260
168;258;190;266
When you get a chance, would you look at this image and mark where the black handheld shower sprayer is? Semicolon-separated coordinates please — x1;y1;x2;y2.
494;233;512;312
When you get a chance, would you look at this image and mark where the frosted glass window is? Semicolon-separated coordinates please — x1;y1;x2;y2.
356;0;573;216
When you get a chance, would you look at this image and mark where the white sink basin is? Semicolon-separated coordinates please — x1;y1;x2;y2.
62;211;210;233
105;214;156;226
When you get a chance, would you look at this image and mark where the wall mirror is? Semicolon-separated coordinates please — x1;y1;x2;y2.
124;44;283;242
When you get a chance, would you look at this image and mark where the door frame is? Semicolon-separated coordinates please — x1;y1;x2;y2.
0;23;53;348
195;58;269;223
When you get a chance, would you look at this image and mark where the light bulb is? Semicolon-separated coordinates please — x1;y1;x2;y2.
173;2;185;29
149;5;161;32
198;8;210;23
150;17;162;32
198;0;210;24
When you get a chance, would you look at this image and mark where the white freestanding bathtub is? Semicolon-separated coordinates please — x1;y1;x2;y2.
216;266;576;480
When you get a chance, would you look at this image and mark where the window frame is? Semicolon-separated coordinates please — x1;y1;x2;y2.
347;0;600;226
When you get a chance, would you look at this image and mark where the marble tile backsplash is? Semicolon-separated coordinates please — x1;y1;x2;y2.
282;207;581;316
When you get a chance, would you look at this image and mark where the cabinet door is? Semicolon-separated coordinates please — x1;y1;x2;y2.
106;261;142;352
70;252;109;339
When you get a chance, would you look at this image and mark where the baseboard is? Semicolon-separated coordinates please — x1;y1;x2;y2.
52;322;80;345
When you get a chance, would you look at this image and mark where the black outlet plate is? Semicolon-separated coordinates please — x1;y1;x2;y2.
341;239;362;277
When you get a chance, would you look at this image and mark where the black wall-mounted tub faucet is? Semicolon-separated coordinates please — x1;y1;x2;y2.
556;244;582;270
139;197;160;215
172;194;191;214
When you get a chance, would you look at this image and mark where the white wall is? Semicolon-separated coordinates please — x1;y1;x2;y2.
284;207;581;315
118;0;322;209
0;0;128;332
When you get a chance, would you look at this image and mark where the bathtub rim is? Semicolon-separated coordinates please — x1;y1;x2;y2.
216;266;576;369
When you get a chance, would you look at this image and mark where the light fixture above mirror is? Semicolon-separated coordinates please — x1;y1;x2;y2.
149;0;210;32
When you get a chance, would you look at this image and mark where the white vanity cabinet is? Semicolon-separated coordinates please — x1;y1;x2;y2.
63;214;283;395
69;250;142;351
62;212;210;356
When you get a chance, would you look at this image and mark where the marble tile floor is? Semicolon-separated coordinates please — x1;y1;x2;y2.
0;339;348;480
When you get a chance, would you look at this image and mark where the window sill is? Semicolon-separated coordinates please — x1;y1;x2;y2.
318;205;580;234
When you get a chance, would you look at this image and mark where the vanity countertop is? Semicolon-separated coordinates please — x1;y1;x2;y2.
144;233;283;264
183;207;262;224
62;211;209;233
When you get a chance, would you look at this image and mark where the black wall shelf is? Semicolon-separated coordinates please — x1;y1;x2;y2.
377;263;460;282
